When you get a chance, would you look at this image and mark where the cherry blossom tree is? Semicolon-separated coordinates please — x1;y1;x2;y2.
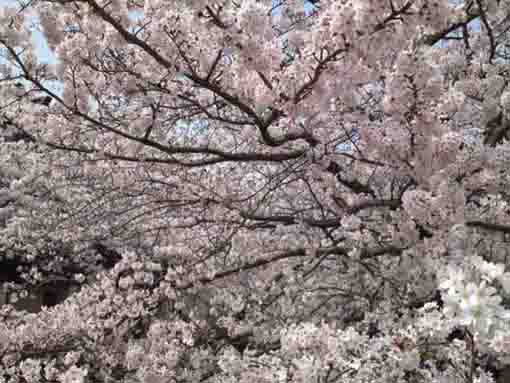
2;0;510;382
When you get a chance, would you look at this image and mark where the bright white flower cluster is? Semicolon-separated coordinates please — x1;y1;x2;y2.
58;365;88;383
439;259;510;337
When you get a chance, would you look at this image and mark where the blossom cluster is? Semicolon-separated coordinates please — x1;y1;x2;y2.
0;0;510;383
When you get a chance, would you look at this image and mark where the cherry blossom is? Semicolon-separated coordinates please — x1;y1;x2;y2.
0;0;510;383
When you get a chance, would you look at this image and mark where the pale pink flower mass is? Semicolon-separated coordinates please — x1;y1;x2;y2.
0;1;510;383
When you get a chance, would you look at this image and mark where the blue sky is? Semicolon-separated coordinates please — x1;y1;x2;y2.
0;0;56;63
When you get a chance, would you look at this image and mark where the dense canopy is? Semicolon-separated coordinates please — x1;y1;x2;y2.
2;0;510;382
